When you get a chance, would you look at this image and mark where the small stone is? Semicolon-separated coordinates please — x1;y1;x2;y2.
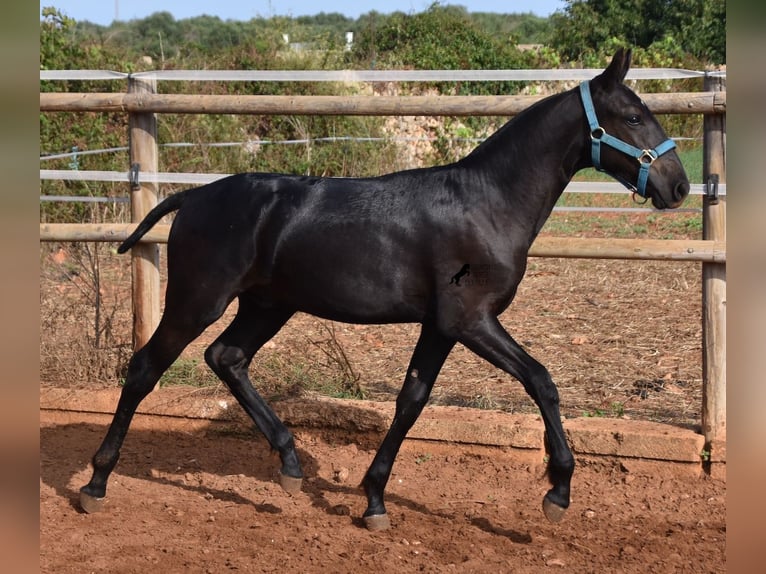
333;467;350;483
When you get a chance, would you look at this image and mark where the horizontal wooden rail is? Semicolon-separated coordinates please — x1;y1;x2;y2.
40;223;172;245
39;223;726;263
529;236;726;262
40;91;725;116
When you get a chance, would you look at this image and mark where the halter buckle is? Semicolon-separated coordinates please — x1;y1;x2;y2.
638;150;657;165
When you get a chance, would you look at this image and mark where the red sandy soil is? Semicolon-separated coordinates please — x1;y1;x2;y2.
40;405;725;573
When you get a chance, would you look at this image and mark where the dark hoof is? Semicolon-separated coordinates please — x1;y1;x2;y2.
80;491;106;514
279;472;303;495
542;496;567;523
363;513;391;531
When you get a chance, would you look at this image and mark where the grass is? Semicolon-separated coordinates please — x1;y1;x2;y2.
158;358;218;388
153;352;366;401
541;205;702;239
254;346;366;401
414;453;433;465
467;393;500;410
149;318;366;400
582;402;626;418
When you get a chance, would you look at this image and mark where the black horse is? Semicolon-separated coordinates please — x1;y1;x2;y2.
80;49;689;530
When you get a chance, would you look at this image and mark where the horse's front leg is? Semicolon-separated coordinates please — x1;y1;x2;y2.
361;322;455;530
458;314;575;522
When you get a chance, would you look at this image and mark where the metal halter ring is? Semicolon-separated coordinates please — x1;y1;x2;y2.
632;192;649;205
638;150;657;165
590;127;606;140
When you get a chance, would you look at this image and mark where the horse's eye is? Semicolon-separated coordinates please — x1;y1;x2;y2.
627;114;641;126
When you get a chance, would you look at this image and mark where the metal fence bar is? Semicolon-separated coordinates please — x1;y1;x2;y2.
40;68;726;83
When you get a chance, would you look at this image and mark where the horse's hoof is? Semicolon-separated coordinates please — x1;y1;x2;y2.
80;491;106;514
279;472;303;495
363;513;391;531
542;497;567;523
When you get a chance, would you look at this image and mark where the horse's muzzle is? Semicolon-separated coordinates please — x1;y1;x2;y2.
652;180;689;210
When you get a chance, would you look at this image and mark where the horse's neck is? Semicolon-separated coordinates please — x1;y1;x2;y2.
460;88;588;234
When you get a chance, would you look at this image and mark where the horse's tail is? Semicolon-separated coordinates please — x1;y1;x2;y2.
117;191;188;253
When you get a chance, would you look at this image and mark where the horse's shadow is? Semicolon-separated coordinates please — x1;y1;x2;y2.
40;420;531;542
40;420;316;513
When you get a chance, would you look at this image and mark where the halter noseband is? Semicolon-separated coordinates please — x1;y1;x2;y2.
579;80;676;198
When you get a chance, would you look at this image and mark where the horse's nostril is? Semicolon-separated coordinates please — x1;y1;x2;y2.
674;181;690;202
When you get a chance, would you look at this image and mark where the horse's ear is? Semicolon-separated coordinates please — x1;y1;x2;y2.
593;48;632;88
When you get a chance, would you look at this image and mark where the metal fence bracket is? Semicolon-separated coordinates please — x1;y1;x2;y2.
705;173;719;205
129;163;141;190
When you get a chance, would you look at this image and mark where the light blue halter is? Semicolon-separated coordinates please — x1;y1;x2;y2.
579;81;677;198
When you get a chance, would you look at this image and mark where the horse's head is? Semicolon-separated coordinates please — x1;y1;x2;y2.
584;48;689;209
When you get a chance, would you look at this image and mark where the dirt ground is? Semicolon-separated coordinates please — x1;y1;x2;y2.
40;406;725;573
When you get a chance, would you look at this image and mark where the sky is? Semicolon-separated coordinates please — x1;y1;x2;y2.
42;1;567;27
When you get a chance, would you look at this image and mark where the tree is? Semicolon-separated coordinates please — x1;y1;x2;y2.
40;7;86;72
349;4;531;91
681;0;726;63
548;0;725;65
469;12;553;45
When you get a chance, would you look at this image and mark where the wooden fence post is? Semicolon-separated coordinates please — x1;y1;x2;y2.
127;75;161;350
701;74;726;447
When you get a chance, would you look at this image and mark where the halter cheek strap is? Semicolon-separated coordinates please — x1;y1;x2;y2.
579;81;676;198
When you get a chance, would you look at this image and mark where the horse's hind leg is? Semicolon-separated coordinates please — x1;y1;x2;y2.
203;296;302;493
79;298;227;513
458;315;574;522
361;322;455;530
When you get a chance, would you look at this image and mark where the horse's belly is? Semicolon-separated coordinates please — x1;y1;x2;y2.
268;254;429;324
